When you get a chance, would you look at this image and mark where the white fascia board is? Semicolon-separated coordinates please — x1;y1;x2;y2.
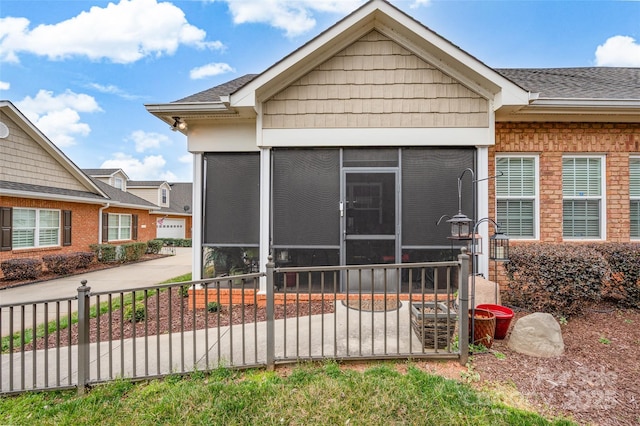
261;127;492;148
498;98;640;121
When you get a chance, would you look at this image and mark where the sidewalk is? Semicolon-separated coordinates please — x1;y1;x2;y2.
0;248;192;336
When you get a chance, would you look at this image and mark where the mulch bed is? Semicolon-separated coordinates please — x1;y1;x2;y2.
342;298;401;312
20;287;335;352
472;305;640;426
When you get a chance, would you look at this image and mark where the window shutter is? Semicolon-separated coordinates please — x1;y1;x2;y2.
0;207;12;251
62;210;72;246
102;213;109;243
132;214;138;240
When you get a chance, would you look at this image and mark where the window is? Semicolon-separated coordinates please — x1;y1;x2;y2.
108;214;132;241
630;157;640;238
562;156;604;239
114;177;123;190
495;156;538;239
12;208;60;249
161;188;168;205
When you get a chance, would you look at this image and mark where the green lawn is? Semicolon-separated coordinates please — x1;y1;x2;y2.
0;362;574;426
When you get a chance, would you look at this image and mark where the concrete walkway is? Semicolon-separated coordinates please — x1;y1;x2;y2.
0;248;192;337
1;299;460;393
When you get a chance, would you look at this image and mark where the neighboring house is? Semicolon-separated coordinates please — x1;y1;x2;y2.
0;100;160;278
83;170;193;240
145;0;640;286
128;181;193;240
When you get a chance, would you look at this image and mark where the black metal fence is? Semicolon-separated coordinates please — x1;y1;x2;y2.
1;251;469;395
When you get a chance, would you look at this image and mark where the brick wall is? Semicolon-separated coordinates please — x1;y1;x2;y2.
0;196;101;264
0;199;157;277
102;207;156;242
489;122;640;287
491;122;640;244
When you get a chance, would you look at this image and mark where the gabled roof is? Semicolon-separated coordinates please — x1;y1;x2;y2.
83;168;130;180
0;100;109;200
128;180;170;188
151;182;193;216
90;179;159;210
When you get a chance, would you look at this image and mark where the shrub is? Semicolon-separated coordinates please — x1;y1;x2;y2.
0;258;43;281
90;244;118;263
588;243;640;308
75;252;96;269
179;285;191;298
124;304;146;323
146;239;164;254
120;242;147;262
207;301;221;312
159;238;192;247
503;243;608;318
42;253;79;275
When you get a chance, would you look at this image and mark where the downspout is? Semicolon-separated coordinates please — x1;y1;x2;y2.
98;203;110;243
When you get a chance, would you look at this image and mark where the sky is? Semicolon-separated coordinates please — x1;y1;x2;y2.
1;0;639;182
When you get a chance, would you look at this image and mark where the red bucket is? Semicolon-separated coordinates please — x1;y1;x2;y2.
476;304;514;339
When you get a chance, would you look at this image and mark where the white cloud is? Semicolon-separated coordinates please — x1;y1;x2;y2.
0;81;9;90
15;89;101;147
0;0;224;64
179;154;193;164
128;130;171;153
409;0;430;9
101;152;169;180
218;0;364;37
88;83;142;100
595;35;640;67
190;62;235;80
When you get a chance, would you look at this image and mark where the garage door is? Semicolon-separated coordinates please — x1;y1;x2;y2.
157;218;186;239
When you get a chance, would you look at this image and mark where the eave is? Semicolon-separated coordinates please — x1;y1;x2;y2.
496;98;640;122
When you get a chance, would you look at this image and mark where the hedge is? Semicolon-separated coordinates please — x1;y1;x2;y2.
0;258;43;281
504;242;640;317
42;252;95;275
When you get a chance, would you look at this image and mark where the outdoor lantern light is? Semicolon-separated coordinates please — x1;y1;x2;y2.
489;230;510;261
171;117;187;131
447;213;473;239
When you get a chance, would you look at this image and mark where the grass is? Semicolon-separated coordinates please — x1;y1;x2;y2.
0;362;575;426
1;273;193;353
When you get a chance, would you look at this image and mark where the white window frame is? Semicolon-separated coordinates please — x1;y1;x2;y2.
562;155;606;240
160;188;168;206
495;154;539;240
114;177;124;190
12;208;61;249
107;213;132;241
630;156;640;239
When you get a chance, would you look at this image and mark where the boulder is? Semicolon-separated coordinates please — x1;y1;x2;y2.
508;312;564;357
470;275;501;306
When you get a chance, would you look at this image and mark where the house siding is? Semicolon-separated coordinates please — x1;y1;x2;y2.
262;30;489;129
0;111;89;192
490;122;640;243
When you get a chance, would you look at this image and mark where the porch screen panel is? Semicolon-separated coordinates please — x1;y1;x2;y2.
272;149;340;246
204;153;260;245
402;148;474;246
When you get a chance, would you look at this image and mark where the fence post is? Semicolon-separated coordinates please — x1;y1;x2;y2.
77;280;91;394
266;256;275;370
458;248;470;366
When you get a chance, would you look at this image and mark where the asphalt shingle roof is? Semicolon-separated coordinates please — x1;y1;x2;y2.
174;74;258;103
0;180;108;201
128;181;167;187
82;168;121;176
497;67;640;99
175;68;640;104
90;179;158;209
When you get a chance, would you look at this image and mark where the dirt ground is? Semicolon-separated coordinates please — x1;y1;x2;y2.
472;307;640;426
4;262;639;425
